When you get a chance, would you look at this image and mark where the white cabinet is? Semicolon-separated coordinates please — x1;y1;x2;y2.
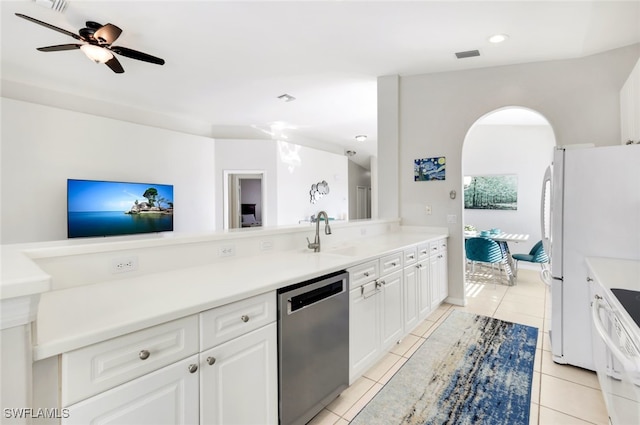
348;253;403;383
379;270;403;350
349;277;381;382
621;58;640;144
199;293;277;425
63;355;199;425
45;292;278;425
429;239;448;308
407;243;435;327
199;323;277;425
61;315;199;406
402;264;419;332
348;241;448;383
416;258;432;320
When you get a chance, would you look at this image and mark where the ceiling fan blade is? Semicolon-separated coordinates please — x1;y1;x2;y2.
105;56;125;73
37;44;82;52
15;13;83;41
94;24;122;45
110;46;165;65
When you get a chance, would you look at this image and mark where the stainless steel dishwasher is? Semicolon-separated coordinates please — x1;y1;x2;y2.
278;270;349;425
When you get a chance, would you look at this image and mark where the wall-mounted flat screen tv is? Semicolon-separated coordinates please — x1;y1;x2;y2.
67;179;174;238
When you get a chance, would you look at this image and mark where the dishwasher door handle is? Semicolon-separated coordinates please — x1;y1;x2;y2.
287;279;345;313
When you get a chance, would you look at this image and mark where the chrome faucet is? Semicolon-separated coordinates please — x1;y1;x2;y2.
307;211;332;252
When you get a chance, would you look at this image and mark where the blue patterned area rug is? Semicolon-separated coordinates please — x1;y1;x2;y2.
351;310;538;425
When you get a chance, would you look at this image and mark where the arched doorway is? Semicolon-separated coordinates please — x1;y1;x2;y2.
461;107;556;291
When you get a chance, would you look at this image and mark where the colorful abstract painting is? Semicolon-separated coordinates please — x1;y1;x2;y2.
414;156;446;181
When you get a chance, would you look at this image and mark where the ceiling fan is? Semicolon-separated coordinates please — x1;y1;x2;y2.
15;13;165;73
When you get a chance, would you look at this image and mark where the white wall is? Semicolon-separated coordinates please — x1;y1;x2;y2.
463;123;555;256
378;43;640;303
1;98;217;244
276;141;348;224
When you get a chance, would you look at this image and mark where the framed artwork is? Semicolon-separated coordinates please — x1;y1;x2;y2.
464;174;518;210
414;156;446;181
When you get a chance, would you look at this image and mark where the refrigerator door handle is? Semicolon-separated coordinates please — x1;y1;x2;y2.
541;165;552;258
540;264;552;287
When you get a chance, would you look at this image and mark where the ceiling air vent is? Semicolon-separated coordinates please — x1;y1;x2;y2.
34;0;67;12
455;50;480;59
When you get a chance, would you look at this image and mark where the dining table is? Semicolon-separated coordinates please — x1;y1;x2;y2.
464;231;530;285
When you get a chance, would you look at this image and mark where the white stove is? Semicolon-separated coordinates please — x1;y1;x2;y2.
588;258;640;425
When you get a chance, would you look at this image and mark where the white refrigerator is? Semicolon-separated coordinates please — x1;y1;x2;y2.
541;144;640;371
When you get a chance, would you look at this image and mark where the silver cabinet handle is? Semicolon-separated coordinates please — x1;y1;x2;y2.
188;364;198;374
376;280;383;288
391;262;397;267
363;271;370;277
408;254;415;259
241;315;250;323
139;350;150;360
206;356;216;366
586;277;594;282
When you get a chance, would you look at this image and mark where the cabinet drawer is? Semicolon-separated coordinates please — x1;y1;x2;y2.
439;239;448;251
417;243;430;260
61;315;198;407
63;354;200;425
348;260;379;289
200;292;276;351
404;247;418;265
380;251;403;276
429;241;440;255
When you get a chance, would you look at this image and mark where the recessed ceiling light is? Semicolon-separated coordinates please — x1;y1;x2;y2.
277;94;296;102
345;150;356;157
488;34;509;44
355;135;367;142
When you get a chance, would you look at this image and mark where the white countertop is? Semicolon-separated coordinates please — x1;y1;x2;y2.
585;257;640;292
34;230;446;360
0;245;52;299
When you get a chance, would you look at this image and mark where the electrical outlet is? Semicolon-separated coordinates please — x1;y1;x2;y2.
219;245;235;257
111;256;138;274
425;205;432;215
260;240;274;251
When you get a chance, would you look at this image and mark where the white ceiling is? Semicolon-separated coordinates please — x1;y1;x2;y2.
2;1;639;169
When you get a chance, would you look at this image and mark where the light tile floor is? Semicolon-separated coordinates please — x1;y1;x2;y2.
309;268;609;425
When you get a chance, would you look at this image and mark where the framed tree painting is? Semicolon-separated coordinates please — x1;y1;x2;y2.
464;174;518;210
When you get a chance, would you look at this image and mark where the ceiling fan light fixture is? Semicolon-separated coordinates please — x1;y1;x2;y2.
355;135;367;142
80;44;113;63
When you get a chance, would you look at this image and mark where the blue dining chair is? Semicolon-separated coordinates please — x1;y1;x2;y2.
465;237;509;285
512;240;548;277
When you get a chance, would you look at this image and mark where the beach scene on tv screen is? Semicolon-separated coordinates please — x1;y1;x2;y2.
68;180;174;238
